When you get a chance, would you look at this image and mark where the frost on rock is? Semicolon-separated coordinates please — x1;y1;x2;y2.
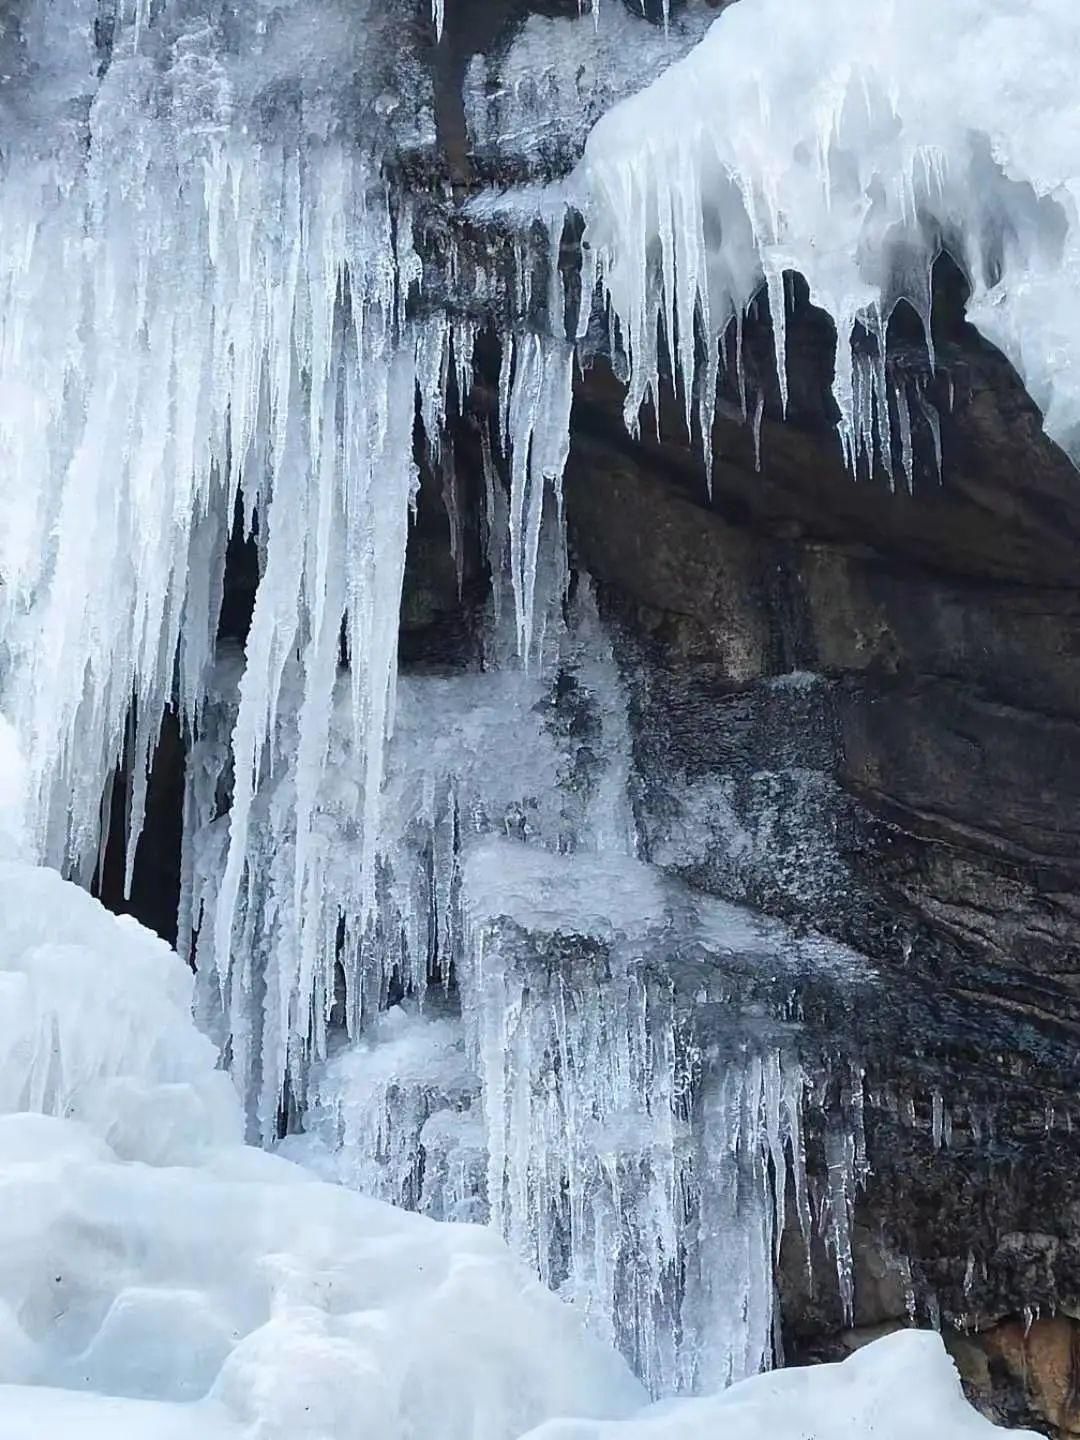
573;0;1080;477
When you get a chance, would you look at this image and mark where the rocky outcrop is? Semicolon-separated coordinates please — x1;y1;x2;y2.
559;259;1080;1434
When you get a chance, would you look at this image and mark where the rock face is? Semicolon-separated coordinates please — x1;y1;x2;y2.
560;260;1080;1433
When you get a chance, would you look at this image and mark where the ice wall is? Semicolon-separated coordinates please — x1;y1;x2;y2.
183;577;634;1129
0;0;437;891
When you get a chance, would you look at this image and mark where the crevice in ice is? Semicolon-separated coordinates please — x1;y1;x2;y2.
95;708;187;946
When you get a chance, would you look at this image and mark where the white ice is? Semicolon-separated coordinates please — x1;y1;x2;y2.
574;0;1080;477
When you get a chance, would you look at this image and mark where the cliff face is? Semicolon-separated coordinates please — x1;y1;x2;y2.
419;9;1080;1427
560;260;1080;1432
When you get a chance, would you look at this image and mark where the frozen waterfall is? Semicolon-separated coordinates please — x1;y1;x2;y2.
0;0;1075;1433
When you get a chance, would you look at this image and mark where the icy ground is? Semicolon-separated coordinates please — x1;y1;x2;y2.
0;848;1040;1439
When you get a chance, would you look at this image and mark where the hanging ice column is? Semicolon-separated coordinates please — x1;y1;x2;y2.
0;0;484;1142
460;839;814;1397
571;0;1080;473
0;0;446;894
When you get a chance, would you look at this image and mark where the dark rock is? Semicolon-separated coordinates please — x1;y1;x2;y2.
561;256;1080;1430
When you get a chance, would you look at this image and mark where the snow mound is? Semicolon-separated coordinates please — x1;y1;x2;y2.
0;861;241;1163
0;788;1033;1439
519;1329;1042;1439
0;1111;642;1439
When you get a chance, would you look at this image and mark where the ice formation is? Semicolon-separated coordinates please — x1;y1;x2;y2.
1;0;1075;1431
573;0;1080;479
0;0;436;887
0;834;1039;1436
0;862;646;1439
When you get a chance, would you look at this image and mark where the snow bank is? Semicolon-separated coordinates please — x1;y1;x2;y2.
519;1329;1042;1439
576;0;1080;476
0;1111;642;1439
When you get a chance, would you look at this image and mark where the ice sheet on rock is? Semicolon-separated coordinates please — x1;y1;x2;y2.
458;837;862;1396
573;0;1080;472
464;5;714;174
0;860;241;1163
462;836;868;984
516;1330;1043;1439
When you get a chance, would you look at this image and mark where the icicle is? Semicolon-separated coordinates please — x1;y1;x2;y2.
764;258;789;420
504;335;575;671
896;378;915;492
572;0;1080;481
752;388;765;473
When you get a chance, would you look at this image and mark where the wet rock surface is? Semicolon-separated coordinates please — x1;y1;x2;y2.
560;259;1080;1433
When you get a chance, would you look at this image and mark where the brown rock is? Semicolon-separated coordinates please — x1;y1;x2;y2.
983;1317;1080;1435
